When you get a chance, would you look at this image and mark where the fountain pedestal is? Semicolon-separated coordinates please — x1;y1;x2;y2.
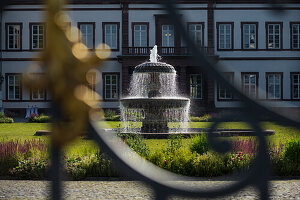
140;107;168;133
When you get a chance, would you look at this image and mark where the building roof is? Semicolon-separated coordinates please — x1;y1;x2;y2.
6;0;300;4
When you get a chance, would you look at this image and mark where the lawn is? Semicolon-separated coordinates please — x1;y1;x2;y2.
1;121;299;179
1;121;299;154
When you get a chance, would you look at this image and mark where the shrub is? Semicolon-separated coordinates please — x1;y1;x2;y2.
190;114;215;122
105;115;121;121
0;112;14;123
190;134;209;155
28;114;51;123
10;158;48;179
165;134;183;154
284;137;300;164
226;152;251;172
104;109;120;121
65;152;118;180
125;134;149;157
192;152;224;176
164;148;196;176
104;109;116;118
148;151;165;167
0;117;14;123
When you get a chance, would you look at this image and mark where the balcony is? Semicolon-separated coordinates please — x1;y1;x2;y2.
122;46;214;56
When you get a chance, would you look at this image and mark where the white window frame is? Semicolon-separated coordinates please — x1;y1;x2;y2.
267;73;281;99
292;73;300;99
218;73;233;100
7;74;21;100
243;23;257;49
104;24;118;50
291;23;300;49
31;24;45;50
86;72;96;99
162;25;174;47
267;23;281;49
133;24;147;47
190;74;203;99
188;23;203;47
30;74;46;100
79;23;94;49
104;74;118;100
31;88;45;100
242;73;258;98
218;23;232;49
7;24;21;50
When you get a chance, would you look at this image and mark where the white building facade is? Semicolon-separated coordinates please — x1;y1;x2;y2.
0;0;299;116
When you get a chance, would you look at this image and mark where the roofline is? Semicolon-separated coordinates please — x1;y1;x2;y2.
7;0;300;5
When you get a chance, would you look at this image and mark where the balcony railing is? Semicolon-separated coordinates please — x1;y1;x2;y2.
122;46;214;56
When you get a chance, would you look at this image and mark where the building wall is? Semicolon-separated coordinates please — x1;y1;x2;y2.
215;60;300;108
0;4;123;112
0;1;299;115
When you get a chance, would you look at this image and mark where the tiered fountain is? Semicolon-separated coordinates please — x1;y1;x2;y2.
120;46;190;133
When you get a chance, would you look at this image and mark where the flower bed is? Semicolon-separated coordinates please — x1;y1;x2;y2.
0;136;300;180
0;113;13;123
28;114;51;123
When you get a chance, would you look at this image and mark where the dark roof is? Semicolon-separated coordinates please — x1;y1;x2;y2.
6;0;300;4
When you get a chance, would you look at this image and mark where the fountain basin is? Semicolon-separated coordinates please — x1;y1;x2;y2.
120;46;190;133
134;62;175;73
120;97;189;109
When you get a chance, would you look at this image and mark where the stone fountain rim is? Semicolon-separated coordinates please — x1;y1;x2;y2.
134;61;176;73
120;97;190;101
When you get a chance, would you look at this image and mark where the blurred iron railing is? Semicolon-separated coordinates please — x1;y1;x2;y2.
0;1;299;200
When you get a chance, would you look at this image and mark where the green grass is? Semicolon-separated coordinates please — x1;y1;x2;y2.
0;123;50;141
1;121;299;152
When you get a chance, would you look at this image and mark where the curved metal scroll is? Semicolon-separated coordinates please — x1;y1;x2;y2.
1;1;299;200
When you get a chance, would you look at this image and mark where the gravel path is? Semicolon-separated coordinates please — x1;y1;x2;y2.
0;180;299;199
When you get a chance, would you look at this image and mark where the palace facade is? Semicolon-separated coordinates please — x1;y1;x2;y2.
0;0;299;116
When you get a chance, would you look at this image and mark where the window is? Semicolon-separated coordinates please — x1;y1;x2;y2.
162;25;174;47
190;74;202;99
86;72;96;99
218;73;233;100
30;23;45;50
242;73;258;98
266;22;282;49
266;73;282;99
103;23;119;50
6;23;22;50
291;73;300;99
291;23;300;49
78;23;94;49
7;74;21;100
242;23;257;49
133;23;148;47
188;23;203;47
30;74;46;100
217;23;233;50
103;73;119;100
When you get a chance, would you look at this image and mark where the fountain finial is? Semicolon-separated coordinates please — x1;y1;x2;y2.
149;45;158;63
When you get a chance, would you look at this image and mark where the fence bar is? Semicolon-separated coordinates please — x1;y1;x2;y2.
50;143;62;200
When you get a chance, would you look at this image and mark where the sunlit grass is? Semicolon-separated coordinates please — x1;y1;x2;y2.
0;121;299;150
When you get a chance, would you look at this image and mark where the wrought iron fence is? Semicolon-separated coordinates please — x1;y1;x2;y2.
0;0;299;199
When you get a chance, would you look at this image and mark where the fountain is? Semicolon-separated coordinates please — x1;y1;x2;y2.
120;45;190;133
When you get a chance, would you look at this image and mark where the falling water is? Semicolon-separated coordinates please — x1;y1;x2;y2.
129;73;178;97
120;46;190;133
